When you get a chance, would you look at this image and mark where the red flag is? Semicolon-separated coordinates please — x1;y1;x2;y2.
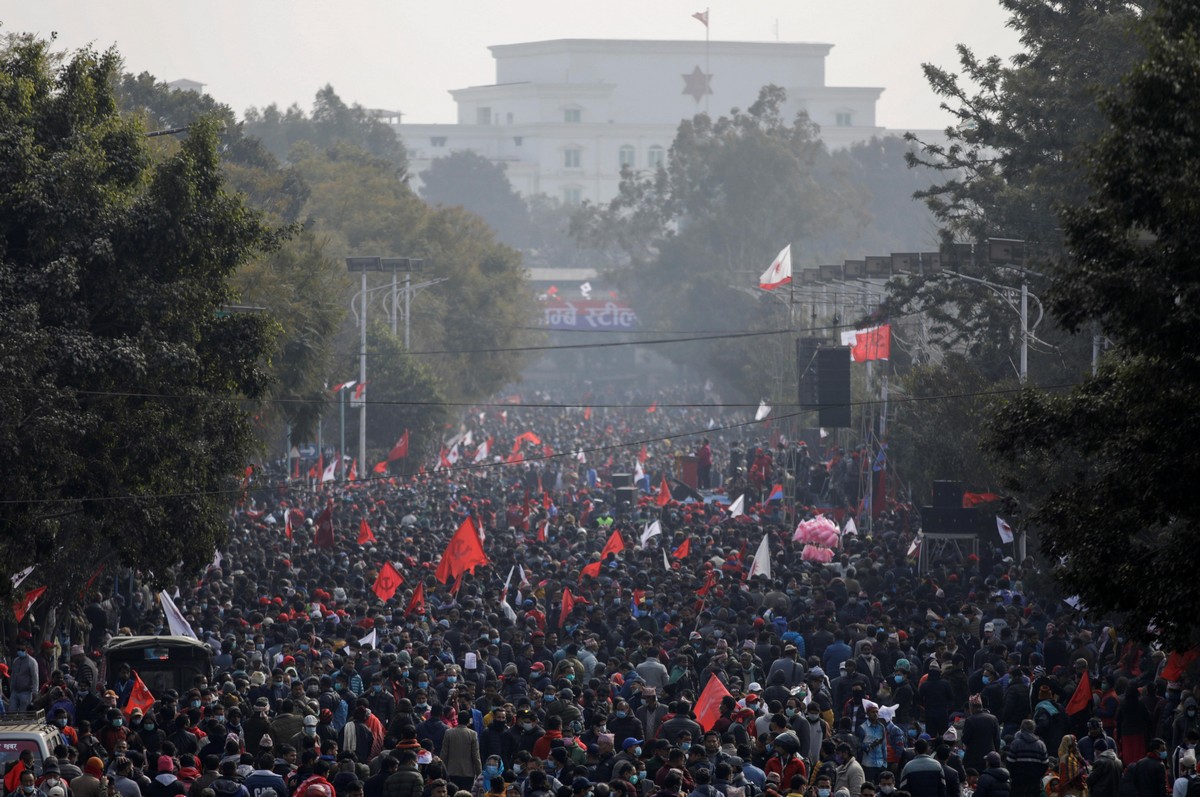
559;588;576;628
638;445;648;463
358;518;376;545
656;476;671;507
537;519;549;543
697;569;717;596
581;529;626;580
1163;649;1200;681
583;407;592;421
372;562;404;602
123;670;155;720
13;586;46;623
646;401;657;413
314;503;335;548
543;493;553;510
695;673;733;731
347;459;357;481
672;538;691;559
843;324;891;362
404;581;425;616
434;516;489;583
1067;669;1092;715
4;759;25;794
449;571;465;596
284;509;294;540
962;491;1002;508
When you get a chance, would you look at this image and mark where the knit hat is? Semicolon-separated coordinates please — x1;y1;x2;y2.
157;755;175;773
85;758;104;777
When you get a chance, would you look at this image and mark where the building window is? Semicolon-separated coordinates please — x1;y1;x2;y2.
477;107;492;125
563;186;582;205
618;145;636;169
647;145;665;168
835;112;853;127
563;148;582;169
564;107;582;123
431;136;447;147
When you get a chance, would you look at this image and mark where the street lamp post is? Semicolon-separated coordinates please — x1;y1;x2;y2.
345;256;425;471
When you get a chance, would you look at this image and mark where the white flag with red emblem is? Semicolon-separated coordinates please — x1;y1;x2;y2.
759;244;793;290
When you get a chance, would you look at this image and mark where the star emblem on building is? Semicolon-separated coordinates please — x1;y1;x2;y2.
682;65;713;102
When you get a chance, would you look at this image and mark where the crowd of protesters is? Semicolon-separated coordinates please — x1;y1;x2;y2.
7;390;1200;797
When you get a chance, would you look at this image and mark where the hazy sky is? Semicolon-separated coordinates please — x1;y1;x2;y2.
5;1;1022;131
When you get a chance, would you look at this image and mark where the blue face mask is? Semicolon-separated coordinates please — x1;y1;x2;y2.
680;743;691;752
418;681;429;689
1160;751;1168;760
544;695;556;702
615;711;626;718
982;676;991;685
373;685;382;692
447;677;457;684
894;675;904;684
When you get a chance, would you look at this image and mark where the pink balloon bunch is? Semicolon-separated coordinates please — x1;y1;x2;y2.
794;515;839;563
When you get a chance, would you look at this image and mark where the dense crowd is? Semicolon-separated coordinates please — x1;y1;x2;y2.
10;392;1200;797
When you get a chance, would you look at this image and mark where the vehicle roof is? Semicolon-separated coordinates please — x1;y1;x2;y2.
103;635;212;654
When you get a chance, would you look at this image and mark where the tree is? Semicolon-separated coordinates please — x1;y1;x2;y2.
0;36;282;609
985;0;1200;647
572;86;860;395
363;321;449;466
420;151;530;249
243;85;407;175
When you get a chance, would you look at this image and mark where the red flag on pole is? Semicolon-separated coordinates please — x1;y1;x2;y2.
123;670;156;720
434;516;489;583
404;581;425;616
12;586;46;623
656;476;672;506
559;588;576;628
314;502;335;548
374;430;410;473
1066;669;1092;715
695;673;733;731
581;529;626;580
284;509;294;540
583;407;592;421
672;538;691;559
357;518;376;545
4;760;25;794
372;562;404;602
962;491;1002;508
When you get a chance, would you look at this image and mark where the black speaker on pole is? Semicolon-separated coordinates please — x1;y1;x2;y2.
816;347;852;428
615;486;638;507
611;473;633;489
797;338;821;409
932;481;964;508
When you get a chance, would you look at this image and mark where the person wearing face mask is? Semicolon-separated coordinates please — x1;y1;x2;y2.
899;739;947;797
366;677;396;729
1131;739;1170;797
1079;718;1119;765
960;696;1001;773
9;645;38;713
806;774;834;797
100;709;132;756
876;773;897;797
1172;700;1200;758
635;688;668;742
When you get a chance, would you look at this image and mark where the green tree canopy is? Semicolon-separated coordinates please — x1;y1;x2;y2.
986;0;1200;647
419;150;530;249
0;36;282;606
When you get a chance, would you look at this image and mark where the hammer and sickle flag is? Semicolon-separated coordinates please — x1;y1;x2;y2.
372;562;404;602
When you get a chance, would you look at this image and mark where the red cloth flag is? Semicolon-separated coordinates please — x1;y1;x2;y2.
656;476;671;507
581;529;626;580
284;509;293;540
962;491;1002;508
672;538;691;559
12;586;46;623
583;407;592;421
1067;669;1092;715
372;562;404;602
404;581;425;616
434;516;489;583
449;571;464;596
695;673;733;731
646;401;657;413
511;431;541;453
697;569;717;596
374;430;410;473
1163;649;1200;681
543;493;553;511
314;503;335;548
840;324;891;362
358;518;376;545
759;244;792;290
559;587;576;628
123;670;155;720
537;519;549;543
638;445;648;463
347;459;357;481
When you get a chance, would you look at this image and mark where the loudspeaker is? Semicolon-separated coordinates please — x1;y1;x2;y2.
611;473;633;489
615;486;638;506
797;338;821;409
932;481;964;508
921;506;988;536
816;347;852;428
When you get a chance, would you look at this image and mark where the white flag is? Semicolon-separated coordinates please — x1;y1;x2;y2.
634;460;645;481
996;516;1014;544
474;438;490;464
640;520;662;548
10;566;34;590
843;518;858;537
708;418;716;430
759;244;793;290
322;458;337;483
663;547;671;572
755;400;771;421
358;629;377;650
159;591;197;638
729;494;745;518
211;549;223;570
747;534;771;580
906;533;923;558
500;600;517;624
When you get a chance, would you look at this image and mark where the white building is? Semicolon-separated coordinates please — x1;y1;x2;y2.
393;38;890;205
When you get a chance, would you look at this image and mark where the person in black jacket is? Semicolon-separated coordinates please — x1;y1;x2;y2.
974;753;1011;797
918;665;955;739
961;697;1002;773
1131;739;1169;797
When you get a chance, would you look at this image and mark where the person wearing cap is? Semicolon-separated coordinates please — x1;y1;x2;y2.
1086;737;1123;797
769;645;805;689
960;695;1001;772
145;756;185;797
1005;719;1047;797
1079;718;1117;765
918;663;955;739
635;687;668;742
973;752;1010;797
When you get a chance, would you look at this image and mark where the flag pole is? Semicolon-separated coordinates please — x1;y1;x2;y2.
704;7;711;116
